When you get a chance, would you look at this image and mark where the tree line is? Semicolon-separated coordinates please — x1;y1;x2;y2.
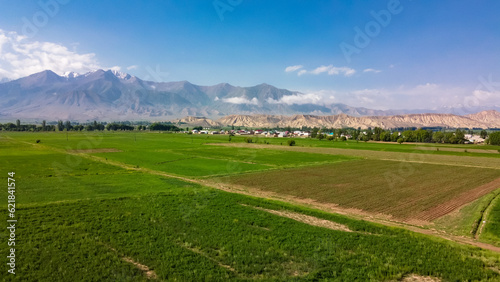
311;127;499;145
0;120;181;132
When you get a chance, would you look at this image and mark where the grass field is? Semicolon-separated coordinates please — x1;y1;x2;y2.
2;131;500;280
481;194;500;246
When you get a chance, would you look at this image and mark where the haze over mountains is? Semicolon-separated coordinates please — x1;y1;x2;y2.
0;69;500;129
0;69;402;120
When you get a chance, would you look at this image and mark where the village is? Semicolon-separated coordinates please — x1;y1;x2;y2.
189;128;487;144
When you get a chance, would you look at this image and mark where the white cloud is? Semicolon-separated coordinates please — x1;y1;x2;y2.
285;65;303;72
363;68;381;73
222;96;259;105
127;65;138;70
328;66;355;76
109;66;121;72
0;29;103;79
267;90;336;105
298;65;356;77
310;65;332;75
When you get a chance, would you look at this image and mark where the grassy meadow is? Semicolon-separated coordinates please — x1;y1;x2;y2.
1;131;500;280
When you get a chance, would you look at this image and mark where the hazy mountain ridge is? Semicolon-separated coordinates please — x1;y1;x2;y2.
177;110;500;129
0;69;432;121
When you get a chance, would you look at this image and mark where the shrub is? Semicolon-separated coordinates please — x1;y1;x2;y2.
244;137;253;143
397;138;404;144
287;139;296;146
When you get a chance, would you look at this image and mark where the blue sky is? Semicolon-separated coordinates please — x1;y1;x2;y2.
0;0;499;111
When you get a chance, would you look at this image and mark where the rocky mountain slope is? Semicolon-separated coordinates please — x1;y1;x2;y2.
178;110;500;129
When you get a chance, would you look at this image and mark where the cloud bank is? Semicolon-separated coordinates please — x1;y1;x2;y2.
0;29;108;79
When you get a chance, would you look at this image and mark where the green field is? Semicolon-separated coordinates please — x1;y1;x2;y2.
2;131;500;280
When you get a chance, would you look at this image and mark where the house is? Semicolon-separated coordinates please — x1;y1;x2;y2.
465;134;485;144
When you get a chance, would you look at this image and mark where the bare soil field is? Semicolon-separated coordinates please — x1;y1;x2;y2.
413;177;500;221
215;159;500;221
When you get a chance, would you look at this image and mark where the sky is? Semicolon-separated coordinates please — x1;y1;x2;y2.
0;0;499;111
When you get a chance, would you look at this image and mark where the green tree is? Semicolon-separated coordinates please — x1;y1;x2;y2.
480;130;488;139
432;131;444;143
487;132;500;145
311;127;319;138
65;121;72;131
57;120;64;131
454;129;466;144
16;119;20;131
372;127;383;141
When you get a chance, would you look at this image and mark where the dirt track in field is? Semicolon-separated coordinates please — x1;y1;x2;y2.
102;243;158;280
413;177;500;221
241;204;353;233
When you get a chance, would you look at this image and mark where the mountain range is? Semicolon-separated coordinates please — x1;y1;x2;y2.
177;110;500;129
0;69;452;120
0;69;499;129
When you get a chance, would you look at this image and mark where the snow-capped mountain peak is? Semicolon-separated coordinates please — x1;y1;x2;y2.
111;69;132;80
62;71;81;78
